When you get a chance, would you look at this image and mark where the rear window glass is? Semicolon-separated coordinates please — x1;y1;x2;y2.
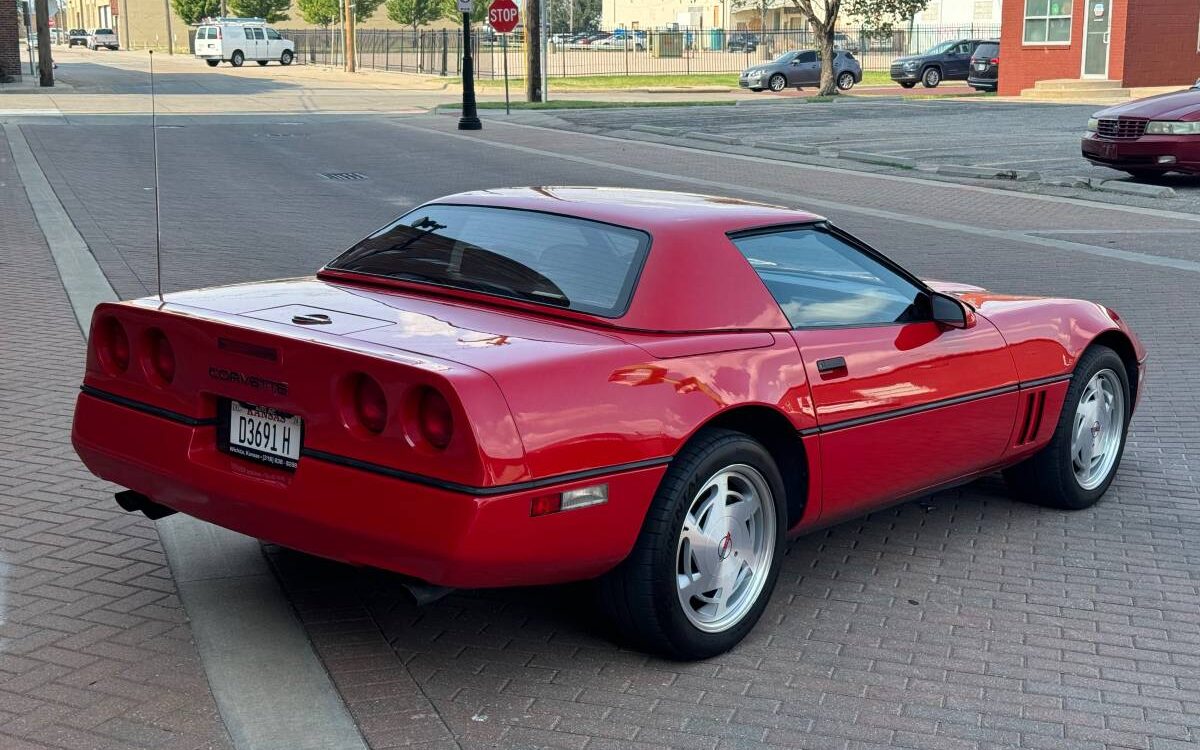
973;43;998;57
96;29;113;34
328;205;651;317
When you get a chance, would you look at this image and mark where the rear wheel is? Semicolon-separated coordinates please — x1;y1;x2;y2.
768;73;787;92
899;81;917;89
922;67;941;88
600;428;786;659
837;71;855;91
205;59;219;67
280;50;294;66
1004;345;1131;510
230;50;244;67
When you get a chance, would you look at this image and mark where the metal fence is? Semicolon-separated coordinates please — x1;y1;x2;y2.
279;24;1001;77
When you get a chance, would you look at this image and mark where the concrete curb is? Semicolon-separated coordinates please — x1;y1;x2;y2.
840;150;916;169
6;121;371;750
686;131;742;145
752;140;820;155
936;164;1040;181
1097;180;1176;198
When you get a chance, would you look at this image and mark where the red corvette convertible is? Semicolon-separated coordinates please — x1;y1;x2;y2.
73;188;1146;659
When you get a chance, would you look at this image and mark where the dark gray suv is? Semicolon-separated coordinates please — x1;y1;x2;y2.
890;39;988;88
740;49;863;93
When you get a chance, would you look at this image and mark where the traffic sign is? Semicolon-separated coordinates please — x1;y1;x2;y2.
488;0;519;34
457;0;472;12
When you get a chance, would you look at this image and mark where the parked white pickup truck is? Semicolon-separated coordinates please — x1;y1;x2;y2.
87;28;119;50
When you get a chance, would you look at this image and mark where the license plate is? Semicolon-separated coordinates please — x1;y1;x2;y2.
220;400;303;470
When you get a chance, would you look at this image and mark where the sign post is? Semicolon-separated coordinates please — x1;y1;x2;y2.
487;0;519;116
457;0;482;130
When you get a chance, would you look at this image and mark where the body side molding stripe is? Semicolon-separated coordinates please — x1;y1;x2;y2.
80;385;217;427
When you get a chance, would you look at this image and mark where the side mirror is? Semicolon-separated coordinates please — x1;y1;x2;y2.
930;292;976;329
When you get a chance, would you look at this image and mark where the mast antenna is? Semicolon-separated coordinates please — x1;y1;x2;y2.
149;50;164;303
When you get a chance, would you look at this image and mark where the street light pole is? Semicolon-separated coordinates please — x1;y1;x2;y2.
457;8;481;130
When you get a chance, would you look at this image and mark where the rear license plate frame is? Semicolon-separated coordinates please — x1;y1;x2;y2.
217;399;304;471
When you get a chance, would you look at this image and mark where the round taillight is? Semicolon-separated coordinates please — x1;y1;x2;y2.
354;374;388;435
98;316;130;373
146;329;175;384
417;387;453;450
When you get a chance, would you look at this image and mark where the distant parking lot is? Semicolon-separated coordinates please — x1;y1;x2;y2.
543;98;1200;205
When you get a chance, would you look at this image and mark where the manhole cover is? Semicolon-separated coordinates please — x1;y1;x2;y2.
320;172;367;181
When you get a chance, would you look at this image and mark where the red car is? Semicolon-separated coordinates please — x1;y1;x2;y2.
73;188;1146;659
1082;82;1200;178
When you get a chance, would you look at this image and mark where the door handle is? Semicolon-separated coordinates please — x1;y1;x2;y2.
816;356;847;375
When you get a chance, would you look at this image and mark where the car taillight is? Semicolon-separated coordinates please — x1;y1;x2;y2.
354;374;388;434
145;328;175;384
990;57;999;64
97;316;130;373
417;387;453;449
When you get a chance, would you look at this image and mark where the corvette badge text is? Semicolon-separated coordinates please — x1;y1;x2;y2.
209;367;289;396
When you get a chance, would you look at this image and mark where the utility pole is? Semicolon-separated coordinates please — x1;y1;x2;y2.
525;0;541;102
457;2;480;129
35;0;52;85
162;0;173;53
343;0;355;71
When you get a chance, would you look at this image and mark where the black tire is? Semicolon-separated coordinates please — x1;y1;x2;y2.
1122;169;1162;181
767;73;787;92
206;59;219;67
599;428;787;659
280;50;294;66
230;50;244;67
1003;345;1131;510
837;71;855;91
749;87;763;92
922;67;941;88
257;60;269;66
900;81;917;89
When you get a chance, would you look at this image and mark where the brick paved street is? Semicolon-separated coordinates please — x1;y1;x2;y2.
4;53;1200;750
0;131;231;749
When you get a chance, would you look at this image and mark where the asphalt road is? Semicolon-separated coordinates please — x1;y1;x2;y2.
8;55;1200;750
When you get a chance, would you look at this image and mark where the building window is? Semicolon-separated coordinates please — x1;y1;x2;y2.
1023;0;1071;44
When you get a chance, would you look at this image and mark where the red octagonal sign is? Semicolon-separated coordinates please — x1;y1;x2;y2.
488;0;519;33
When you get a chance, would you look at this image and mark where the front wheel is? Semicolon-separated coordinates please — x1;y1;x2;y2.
1123;169;1162;180
1004;345;1131;509
922;67;941;88
280;49;294;66
767;73;787;92
230;50;244;67
837;71;855;91
600;428;786;659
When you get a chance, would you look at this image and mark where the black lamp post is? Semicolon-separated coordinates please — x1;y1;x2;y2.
458;7;482;131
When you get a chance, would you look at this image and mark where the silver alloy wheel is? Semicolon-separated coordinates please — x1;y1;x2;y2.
923;67;940;87
675;464;776;633
1071;368;1125;490
768;74;786;92
837;71;854;90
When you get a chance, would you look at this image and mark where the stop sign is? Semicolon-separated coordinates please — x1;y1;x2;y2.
488;0;519;33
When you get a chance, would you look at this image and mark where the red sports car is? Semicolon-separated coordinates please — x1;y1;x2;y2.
73;188;1146;659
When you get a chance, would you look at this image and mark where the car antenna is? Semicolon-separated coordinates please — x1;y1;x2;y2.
149;50;164;303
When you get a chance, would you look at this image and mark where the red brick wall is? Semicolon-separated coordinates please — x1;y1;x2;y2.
1122;0;1200;87
0;0;21;80
1000;0;1200;94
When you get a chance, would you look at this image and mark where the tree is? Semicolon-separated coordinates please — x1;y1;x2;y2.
386;0;449;31
548;0;601;33
844;0;926;38
786;0;841;95
228;0;291;22
297;0;337;26
173;0;220;25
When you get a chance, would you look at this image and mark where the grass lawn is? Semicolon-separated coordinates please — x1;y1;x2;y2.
457;70;894;91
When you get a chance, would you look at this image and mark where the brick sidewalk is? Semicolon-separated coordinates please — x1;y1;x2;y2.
0;130;231;749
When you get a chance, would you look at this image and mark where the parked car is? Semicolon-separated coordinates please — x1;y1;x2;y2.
727;33;759;53
592;34;645;51
890;38;987;88
194;19;294;67
72;187;1145;659
87;28;118;51
1082;86;1200;178
740;49;862;92
68;29;89;46
967;40;999;92
832;32;859;53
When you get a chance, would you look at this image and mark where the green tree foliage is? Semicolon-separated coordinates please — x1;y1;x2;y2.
386;0;451;30
297;0;338;26
172;0;221;25
844;0;927;37
228;0;292;22
548;0;601;32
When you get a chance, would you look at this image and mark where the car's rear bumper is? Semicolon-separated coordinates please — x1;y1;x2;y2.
73;390;667;588
1081;133;1200;173
967;75;996;90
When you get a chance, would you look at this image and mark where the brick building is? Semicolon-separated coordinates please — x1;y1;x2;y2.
999;0;1200;95
2;0;21;80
